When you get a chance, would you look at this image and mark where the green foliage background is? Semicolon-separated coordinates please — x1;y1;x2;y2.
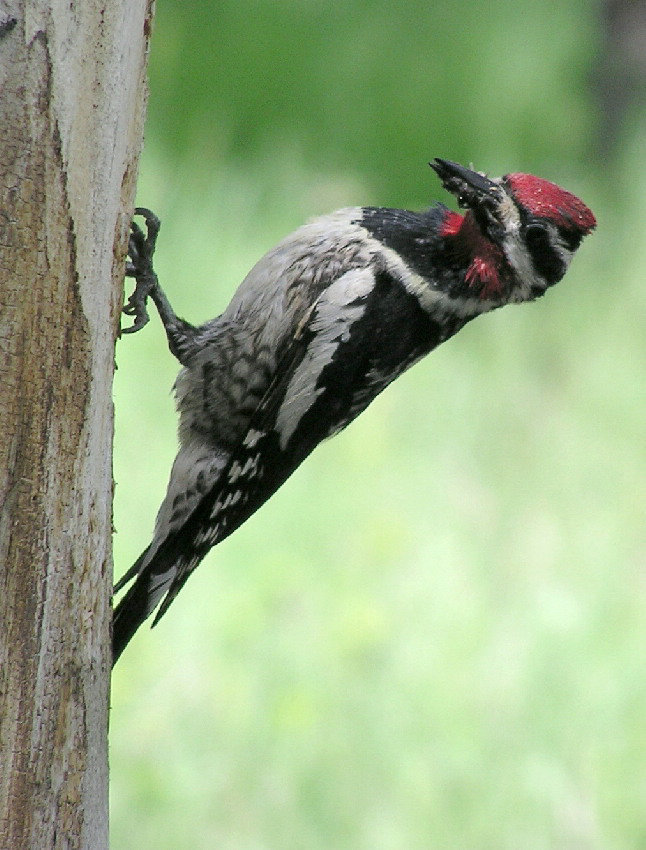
111;1;645;847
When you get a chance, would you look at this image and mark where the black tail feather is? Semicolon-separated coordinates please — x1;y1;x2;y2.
112;574;153;666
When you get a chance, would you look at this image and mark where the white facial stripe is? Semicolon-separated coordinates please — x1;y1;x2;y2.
500;231;542;297
275;266;375;449
496;192;521;229
368;239;500;318
502;220;574;294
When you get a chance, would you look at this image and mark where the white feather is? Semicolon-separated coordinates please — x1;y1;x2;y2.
275;266;375;449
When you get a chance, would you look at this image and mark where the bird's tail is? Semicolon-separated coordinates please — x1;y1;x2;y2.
112;569;152;665
112;545;178;665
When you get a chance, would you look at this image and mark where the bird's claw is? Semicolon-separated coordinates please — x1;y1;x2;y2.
122;208;161;334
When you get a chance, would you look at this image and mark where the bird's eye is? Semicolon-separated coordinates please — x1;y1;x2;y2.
524;222;566;283
525;224;550;252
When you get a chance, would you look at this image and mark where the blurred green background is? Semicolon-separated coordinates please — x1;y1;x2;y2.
110;1;645;847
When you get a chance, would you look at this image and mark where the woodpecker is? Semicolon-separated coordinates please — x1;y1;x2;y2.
113;158;595;663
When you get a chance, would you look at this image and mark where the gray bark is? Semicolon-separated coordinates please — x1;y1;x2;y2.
0;1;154;847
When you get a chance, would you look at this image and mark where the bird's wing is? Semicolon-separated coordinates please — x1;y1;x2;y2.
150;266;381;618
112;266;379;658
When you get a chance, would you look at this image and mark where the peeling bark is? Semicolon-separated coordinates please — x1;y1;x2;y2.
0;2;155;847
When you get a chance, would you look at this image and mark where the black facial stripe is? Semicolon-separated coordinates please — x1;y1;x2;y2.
557;226;582;253
523;223;567;284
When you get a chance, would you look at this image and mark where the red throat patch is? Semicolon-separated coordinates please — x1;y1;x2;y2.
439;210;505;299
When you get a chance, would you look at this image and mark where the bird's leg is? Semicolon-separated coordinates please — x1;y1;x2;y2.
122;208;197;364
123;207;160;333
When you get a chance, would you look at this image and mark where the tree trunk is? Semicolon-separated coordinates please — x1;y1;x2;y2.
0;2;154;847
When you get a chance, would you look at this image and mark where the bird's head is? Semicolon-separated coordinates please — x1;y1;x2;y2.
430;158;596;302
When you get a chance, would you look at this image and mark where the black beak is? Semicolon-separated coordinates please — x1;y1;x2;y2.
430;158;500;208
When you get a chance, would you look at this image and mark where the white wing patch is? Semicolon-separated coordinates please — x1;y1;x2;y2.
275;266;375;450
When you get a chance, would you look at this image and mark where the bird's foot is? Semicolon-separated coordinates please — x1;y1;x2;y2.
122;207;161;334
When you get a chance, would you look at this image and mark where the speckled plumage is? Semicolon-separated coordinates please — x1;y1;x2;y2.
113;159;596;663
